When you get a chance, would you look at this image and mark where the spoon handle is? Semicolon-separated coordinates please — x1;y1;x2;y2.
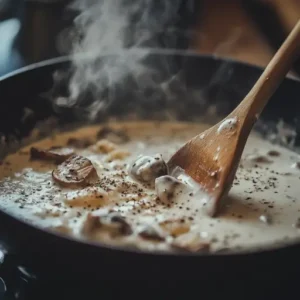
235;20;300;120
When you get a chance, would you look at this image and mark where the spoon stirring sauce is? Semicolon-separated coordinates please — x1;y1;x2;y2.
168;20;300;217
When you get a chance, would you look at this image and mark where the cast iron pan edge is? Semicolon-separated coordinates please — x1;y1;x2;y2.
0;51;300;280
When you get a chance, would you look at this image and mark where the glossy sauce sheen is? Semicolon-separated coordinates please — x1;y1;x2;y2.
0;121;300;253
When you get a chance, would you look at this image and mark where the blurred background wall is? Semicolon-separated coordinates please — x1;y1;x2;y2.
0;0;299;77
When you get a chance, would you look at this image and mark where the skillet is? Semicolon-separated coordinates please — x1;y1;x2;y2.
0;50;300;285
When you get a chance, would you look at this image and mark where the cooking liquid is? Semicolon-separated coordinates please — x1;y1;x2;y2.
0;121;299;253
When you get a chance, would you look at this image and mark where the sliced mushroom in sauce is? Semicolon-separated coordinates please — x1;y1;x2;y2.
81;213;102;235
81;212;132;237
247;154;273;164
159;219;190;237
155;175;185;204
129;154;168;184
106;212;132;235
138;225;165;241
30;146;74;163
97;126;129;144
67;137;93;148
171;232;210;253
52;155;98;187
267;150;280;157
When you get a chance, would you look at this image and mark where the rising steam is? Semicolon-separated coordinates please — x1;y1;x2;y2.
55;0;186;120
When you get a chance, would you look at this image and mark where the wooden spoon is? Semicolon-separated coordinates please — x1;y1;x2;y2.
168;20;300;217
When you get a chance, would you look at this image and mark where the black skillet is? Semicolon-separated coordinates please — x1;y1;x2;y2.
0;50;300;287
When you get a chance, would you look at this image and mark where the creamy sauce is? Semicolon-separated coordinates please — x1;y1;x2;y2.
0;121;300;253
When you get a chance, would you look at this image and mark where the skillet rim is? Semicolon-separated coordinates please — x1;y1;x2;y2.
1;48;300;82
0;49;300;259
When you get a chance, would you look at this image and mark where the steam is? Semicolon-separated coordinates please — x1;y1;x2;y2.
55;0;185;121
52;0;250;125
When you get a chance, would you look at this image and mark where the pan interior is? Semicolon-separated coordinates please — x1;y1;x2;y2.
0;52;299;256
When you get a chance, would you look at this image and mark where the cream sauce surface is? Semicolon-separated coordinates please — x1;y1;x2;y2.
0;121;300;253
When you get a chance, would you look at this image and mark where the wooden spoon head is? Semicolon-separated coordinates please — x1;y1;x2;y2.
168;116;248;217
169;20;300;216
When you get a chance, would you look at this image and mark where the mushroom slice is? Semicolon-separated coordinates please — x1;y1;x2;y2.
155;175;185;204
81;213;102;235
97;126;129;144
138;224;165;241
81;212;132;237
52;155;98;187
104;212;133;236
105;149;130;162
30;146;74;163
67;137;93;148
246;154;273;164
159;219;190;237
267;150;280;157
129;154;168;184
171;232;210;252
90;139;117;154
